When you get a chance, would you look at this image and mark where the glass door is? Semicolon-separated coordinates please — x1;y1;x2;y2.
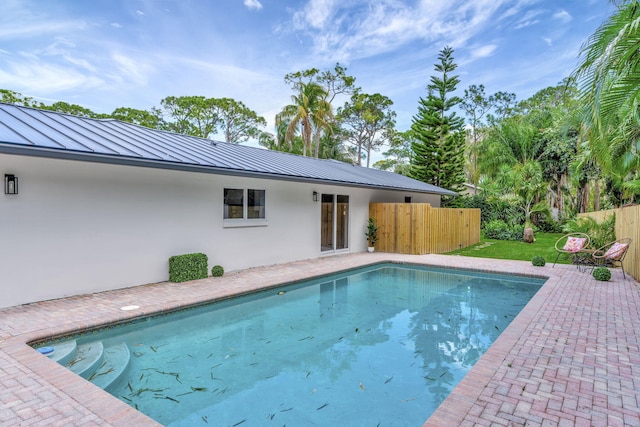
321;194;349;252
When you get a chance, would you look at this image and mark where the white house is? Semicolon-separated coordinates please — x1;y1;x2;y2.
0;103;456;308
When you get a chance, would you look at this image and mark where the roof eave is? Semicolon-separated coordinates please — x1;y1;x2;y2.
0;143;457;196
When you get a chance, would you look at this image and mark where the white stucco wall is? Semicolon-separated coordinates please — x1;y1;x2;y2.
0;154;440;308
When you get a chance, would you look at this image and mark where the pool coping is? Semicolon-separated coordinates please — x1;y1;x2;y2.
1;253;639;426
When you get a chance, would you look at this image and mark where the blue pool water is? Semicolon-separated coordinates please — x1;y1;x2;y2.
39;264;544;426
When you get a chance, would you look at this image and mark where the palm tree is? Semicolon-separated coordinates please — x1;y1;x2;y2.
572;0;640;197
277;81;333;157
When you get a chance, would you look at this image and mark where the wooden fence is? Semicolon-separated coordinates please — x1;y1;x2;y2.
578;205;640;281
369;203;481;254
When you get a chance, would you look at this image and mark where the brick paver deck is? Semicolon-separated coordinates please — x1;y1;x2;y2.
1;253;639;426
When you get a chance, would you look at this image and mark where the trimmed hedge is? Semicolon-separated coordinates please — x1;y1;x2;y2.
169;252;208;282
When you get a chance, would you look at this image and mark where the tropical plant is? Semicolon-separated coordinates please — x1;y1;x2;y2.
365;218;380;247
277;81;333;157
572;0;640;200
562;214;616;249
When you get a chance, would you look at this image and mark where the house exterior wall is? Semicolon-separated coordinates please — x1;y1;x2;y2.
0;154;440;308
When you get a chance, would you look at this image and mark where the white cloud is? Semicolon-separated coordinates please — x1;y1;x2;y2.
543;37;552;46
471;44;497;59
0;59;104;94
512;9;543;29
293;0;338;30
110;53;152;85
243;0;263;11
553;9;572;23
111;22;123;28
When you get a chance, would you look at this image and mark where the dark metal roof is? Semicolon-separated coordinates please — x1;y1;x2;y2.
0;102;457;195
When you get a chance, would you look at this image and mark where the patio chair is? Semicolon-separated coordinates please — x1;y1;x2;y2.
552;233;591;268
590;238;632;279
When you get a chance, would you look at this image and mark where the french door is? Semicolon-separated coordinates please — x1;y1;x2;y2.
321;194;349;251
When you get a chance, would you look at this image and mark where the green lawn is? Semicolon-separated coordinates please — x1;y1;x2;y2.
446;232;568;264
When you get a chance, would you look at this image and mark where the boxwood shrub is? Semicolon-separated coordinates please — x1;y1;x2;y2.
169;252;208;282
532;256;546;267
592;267;611;282
211;265;224;277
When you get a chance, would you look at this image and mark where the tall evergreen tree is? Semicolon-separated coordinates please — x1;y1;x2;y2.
410;46;465;196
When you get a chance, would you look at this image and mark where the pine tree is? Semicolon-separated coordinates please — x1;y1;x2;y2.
410;46;466;196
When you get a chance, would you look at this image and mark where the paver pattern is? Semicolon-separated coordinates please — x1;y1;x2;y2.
1;253;638;426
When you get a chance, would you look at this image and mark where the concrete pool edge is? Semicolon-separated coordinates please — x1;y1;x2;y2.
1;253;638;426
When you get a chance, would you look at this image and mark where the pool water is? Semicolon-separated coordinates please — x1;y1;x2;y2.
40;264;544;426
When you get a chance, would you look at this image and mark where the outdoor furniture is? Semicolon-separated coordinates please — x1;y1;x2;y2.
553;233;591;268
590;238;632;279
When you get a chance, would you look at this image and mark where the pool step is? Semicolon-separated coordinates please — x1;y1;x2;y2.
88;343;131;392
37;340;78;365
51;340;78;365
65;341;104;379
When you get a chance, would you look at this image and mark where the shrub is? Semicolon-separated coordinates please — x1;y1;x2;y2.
592;267;611;281
532;256;546;267
484;220;525;241
563;215;616;249
169;253;208;282
211;265;224;277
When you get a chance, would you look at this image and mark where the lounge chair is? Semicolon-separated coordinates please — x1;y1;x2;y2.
552;233;591;268
590;238;632;279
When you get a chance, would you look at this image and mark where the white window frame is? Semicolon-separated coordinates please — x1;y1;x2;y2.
223;188;267;228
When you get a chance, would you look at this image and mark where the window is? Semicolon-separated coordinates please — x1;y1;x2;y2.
224;188;266;224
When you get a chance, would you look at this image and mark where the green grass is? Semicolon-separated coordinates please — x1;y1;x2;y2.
446;232;568;264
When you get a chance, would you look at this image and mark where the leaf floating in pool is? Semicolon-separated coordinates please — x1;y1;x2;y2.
385;376;394;384
280;407;293;412
232;420;246;426
191;386;207;392
317;402;329;410
277;291;286;295
150;346;157;352
359;382;366;391
267;413;275;420
354;328;359;333
202;415;208;423
495;326;499;330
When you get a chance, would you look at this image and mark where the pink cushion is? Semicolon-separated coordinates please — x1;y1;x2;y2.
563;237;586;253
604;242;628;259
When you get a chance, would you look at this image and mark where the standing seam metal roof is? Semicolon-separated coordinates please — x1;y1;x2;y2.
0;103;457;195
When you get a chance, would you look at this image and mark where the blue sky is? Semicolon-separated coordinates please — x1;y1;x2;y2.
0;0;613;153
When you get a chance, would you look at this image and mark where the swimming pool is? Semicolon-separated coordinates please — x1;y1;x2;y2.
36;263;544;426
